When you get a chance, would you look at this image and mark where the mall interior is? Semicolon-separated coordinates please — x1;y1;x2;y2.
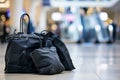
0;0;120;80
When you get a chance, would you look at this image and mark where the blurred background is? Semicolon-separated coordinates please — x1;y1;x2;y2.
1;1;120;80
0;0;120;44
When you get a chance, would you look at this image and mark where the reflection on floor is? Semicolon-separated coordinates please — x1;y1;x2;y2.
0;43;120;80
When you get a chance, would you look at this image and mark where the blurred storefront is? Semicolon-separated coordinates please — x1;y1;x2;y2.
0;0;120;43
46;0;120;43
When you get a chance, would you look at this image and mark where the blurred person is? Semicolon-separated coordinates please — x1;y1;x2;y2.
0;18;10;43
28;20;35;33
111;22;117;42
0;18;4;43
77;8;87;43
105;19;117;42
23;16;35;34
4;19;11;38
107;22;117;42
50;23;61;37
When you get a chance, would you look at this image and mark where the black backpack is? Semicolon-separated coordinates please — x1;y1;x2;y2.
30;38;65;74
5;13;40;73
5;13;74;74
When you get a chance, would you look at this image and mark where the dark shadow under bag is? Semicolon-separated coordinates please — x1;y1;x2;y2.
5;13;40;73
30;39;65;75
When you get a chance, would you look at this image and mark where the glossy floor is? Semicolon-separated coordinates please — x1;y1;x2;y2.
0;43;120;80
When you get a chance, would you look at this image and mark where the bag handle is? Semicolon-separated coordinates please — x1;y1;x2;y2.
40;30;54;48
20;13;31;34
40;30;58;40
41;30;49;35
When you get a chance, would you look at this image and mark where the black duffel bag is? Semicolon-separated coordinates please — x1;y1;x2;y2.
30;38;65;75
5;13;40;73
37;30;75;70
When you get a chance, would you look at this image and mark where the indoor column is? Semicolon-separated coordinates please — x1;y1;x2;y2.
10;0;23;32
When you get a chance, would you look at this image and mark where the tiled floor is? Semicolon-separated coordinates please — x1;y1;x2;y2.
0;43;120;80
